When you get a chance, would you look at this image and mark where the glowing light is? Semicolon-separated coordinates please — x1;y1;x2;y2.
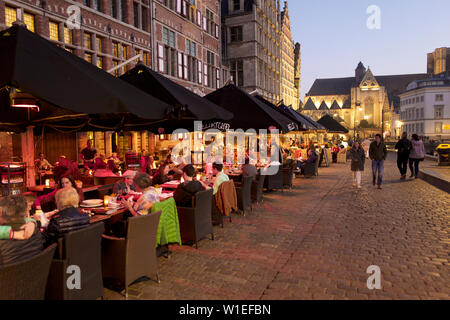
11;104;40;112
45;179;50;187
104;196;109;206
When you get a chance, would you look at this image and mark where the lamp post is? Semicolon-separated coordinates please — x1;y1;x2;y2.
353;103;362;140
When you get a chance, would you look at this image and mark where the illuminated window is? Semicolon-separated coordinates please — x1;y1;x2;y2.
85;53;92;63
84;33;92;49
23;12;35;32
96;56;103;69
143;52;149;66
122;45;128;60
113;60;120;77
135;48;141;63
64;27;73;44
49;21;59;41
96;37;103;53
113;42;120;58
5;6;17;27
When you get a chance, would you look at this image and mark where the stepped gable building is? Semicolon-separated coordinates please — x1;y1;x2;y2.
293;42;301;109
304;62;428;138
280;1;299;109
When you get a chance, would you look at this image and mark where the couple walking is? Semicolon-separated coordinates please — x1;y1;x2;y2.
350;134;387;189
395;132;425;179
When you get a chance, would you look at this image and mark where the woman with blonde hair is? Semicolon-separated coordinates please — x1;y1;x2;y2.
44;187;90;244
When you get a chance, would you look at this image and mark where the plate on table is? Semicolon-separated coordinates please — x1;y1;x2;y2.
165;180;180;185
81;199;104;208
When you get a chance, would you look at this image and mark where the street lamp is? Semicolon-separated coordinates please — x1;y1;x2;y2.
353;103;362;140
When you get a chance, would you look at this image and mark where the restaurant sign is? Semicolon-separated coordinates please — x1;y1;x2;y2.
203;122;231;131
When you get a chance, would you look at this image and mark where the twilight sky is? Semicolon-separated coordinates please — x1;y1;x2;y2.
287;0;450;101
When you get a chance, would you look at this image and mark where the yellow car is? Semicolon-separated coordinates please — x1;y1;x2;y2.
436;144;450;165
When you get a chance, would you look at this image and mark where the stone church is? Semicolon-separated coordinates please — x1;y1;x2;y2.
303;62;428;138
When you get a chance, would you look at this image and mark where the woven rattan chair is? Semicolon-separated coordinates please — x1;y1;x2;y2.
177;189;214;249
101;210;162;298
0;244;56;300
45;222;104;300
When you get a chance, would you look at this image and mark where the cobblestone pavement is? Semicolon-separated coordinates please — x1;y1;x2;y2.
105;153;449;300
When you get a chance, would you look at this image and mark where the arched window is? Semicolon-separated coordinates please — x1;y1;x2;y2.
364;98;374;124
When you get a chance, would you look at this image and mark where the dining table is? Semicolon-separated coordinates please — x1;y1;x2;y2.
88;191;175;224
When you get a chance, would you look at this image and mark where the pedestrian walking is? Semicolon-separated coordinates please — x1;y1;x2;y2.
350;141;365;189
369;134;387;189
408;134;425;179
395;132;412;180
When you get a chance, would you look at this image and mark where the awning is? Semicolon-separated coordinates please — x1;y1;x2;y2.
120;64;233;121
0;25;171;131
291;110;327;131
204;85;297;133
253;95;304;131
317;114;349;133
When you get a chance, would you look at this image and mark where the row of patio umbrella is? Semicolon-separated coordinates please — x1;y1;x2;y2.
0;25;326;135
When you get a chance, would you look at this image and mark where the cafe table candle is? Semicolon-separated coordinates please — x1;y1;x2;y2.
45;179;50;187
104;196;109;206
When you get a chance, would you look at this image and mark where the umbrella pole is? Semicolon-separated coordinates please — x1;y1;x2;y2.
21;126;36;188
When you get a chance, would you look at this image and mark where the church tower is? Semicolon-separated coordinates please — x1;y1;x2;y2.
355;62;366;85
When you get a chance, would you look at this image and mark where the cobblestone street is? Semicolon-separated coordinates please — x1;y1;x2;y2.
105;153;449;300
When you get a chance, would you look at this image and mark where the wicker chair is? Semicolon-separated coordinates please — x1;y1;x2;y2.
304;152;320;178
45;222;104;300
251;174;265;204
264;165;284;192
0;244;56;300
101;210;162;298
282;166;295;190
177;189;214;249
235;176;253;215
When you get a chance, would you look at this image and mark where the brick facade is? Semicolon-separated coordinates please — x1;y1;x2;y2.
153;0;222;96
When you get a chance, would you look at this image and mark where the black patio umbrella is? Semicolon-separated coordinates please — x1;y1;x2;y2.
0;25;171;131
317;114;349;134
120;64;233;121
290;109;327;131
204;84;297;133
253;95;304;131
283;107;317;131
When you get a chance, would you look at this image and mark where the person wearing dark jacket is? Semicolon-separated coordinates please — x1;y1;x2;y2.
369;134;387;189
44;187;89;245
395;132;412;180
0;196;44;266
350;141;365;189
173;165;205;207
297;149;317;174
